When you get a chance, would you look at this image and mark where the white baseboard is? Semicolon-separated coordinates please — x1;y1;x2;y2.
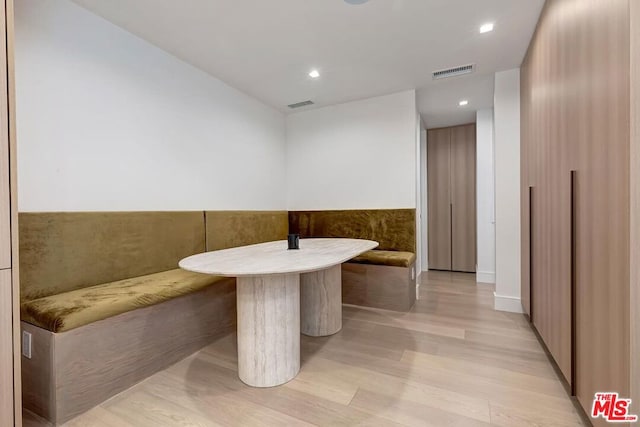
494;292;524;313
476;271;496;284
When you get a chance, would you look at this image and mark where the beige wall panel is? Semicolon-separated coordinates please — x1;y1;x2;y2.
7;0;21;422
1;0;19;425
0;0;9;269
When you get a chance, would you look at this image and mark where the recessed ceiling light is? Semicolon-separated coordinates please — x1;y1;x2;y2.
344;0;369;4
480;23;494;33
309;69;320;79
459;100;469;106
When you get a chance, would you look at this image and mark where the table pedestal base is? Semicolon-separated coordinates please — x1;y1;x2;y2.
236;274;300;387
301;265;342;337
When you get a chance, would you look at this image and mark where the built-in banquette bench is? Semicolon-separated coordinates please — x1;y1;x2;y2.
19;211;288;425
289;209;417;312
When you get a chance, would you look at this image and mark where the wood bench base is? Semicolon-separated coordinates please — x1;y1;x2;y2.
342;262;417;312
21;278;236;426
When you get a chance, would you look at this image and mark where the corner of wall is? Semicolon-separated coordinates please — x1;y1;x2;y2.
493;67;522;302
494;292;523;313
477;272;495;284
475;108;496;286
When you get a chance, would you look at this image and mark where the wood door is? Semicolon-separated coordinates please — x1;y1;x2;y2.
450;124;476;272
573;0;630;415
427;128;451;271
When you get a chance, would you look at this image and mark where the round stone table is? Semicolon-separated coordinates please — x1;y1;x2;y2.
179;238;378;387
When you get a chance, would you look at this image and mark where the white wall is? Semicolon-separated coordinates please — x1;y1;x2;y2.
286;91;417;210
476;109;496;284
414;112;422;275
493;69;522;312
15;0;286;212
419;124;428;272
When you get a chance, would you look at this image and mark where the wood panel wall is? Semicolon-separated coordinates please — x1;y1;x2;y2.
450;124;476;272
630;0;640;412
521;0;633;423
0;0;20;425
427;128;452;271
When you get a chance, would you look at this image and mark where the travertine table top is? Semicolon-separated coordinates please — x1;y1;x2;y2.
179;238;378;277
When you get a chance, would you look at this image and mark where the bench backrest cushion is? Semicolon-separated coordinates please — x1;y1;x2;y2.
19;212;206;301
288;209;416;253
205;211;289;251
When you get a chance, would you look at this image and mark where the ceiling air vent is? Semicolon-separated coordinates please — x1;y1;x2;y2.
288;100;314;109
432;64;475;80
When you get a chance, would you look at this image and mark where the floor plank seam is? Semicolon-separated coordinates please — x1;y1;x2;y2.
46;271;587;427
346;386;360;407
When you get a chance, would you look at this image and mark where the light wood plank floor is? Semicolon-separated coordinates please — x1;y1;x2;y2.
25;271;587;427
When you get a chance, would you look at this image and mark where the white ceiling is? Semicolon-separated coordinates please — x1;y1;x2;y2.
417;72;496;129
71;0;543;127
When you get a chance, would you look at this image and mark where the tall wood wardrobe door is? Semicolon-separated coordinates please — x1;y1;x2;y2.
450;124;476;272
427;128;451;270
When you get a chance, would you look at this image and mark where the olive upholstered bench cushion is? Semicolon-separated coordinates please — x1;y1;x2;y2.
205;210;289;250
20;210;288;426
349;250;416;268
20;269;227;333
19;211;207;302
288;209;416;268
18;210;290;334
289;209;417;312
